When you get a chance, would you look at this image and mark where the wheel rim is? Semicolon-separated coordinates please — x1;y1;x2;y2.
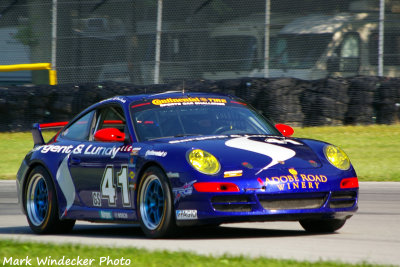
140;175;165;230
26;174;49;226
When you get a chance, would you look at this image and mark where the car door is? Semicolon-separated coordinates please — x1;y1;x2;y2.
67;104;133;217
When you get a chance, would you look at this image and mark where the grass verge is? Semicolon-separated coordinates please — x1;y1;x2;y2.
0;125;399;181
0;239;386;267
294;125;400;181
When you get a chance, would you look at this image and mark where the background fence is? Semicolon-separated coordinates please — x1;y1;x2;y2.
2;0;400;85
0;0;400;130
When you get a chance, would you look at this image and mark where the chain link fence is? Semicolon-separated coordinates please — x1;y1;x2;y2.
2;0;400;85
0;0;400;130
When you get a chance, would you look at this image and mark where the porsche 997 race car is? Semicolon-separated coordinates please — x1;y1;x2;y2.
17;92;358;238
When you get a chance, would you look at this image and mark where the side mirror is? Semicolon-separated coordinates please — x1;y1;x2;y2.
94;128;125;142
275;124;294;137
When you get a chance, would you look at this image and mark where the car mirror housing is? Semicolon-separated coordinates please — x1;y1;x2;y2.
275;124;294;137
94;128;125;142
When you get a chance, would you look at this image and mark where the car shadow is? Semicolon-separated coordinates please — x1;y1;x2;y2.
0;223;335;240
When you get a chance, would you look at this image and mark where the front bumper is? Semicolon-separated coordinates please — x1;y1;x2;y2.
175;189;358;226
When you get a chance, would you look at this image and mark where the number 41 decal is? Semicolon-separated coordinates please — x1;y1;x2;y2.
100;164;131;207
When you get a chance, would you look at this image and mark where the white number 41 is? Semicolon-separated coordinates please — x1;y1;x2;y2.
100;165;130;207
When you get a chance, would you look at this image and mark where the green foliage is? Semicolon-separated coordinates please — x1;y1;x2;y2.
14;24;39;47
0;240;385;267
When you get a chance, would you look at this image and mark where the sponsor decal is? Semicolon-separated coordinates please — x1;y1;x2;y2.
152;97;227;107
167;172;180;178
115;212;128;219
145;150;167;157
99;210;113;219
38;144;134;159
92;192;101;207
173;180;196;204
265;168;328;191
225;137;296;175
176;210;198;220
41;145;74;154
265;138;302;145
130;147;141;156
129;171;135;180
101;96;127;103
224;170;243;178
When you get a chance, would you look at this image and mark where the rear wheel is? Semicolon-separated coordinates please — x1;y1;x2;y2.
299;218;346;233
25;166;75;234
137;166;176;238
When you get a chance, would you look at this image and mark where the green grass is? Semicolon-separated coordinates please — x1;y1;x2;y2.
0;131;55;180
0;239;386;267
0;125;399;181
293;125;400;181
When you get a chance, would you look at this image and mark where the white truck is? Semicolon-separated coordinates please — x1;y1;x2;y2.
202;13;296;80
202;9;400;80
256;12;400;79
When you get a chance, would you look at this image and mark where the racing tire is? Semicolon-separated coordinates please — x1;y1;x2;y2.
137;166;176;238
299;218;346;233
24;166;75;234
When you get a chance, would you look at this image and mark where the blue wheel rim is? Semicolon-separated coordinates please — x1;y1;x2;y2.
140;175;165;230
34;179;48;221
27;174;49;226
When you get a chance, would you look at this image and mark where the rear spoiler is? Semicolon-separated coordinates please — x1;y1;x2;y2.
32;121;68;146
31;120;123;146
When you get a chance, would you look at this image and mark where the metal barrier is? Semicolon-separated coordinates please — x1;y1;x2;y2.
0;63;57;85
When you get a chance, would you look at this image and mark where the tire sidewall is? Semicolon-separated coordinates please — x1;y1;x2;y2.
137;166;175;238
24;166;59;234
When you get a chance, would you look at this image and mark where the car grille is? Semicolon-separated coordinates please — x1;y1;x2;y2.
258;194;327;210
210;191;356;213
329;191;357;209
211;195;253;212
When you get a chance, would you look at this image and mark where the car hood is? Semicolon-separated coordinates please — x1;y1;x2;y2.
151;135;323;173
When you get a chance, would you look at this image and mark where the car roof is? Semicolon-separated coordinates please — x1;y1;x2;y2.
79;91;236;118
123;91;232;102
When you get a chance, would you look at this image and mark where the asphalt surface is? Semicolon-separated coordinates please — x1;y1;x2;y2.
1;180;399;266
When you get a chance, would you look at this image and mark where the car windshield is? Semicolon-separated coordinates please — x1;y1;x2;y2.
130;98;280;141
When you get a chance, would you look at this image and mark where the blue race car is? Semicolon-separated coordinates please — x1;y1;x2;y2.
17;92;358;238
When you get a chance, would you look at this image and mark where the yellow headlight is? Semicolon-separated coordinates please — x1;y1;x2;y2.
188;149;220;175
324;145;350;170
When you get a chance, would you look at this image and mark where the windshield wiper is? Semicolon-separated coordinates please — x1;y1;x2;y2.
174;134;202;138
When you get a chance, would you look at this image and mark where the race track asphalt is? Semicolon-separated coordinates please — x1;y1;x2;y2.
1;181;399;266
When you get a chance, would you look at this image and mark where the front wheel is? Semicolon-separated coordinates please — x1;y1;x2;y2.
137;166;176;238
299;218;346;233
25;166;75;234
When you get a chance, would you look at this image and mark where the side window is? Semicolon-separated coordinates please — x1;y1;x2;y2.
340;33;360;72
62;111;95;140
93;106;127;142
